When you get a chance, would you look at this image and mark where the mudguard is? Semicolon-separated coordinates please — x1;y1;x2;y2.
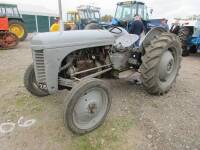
140;27;167;53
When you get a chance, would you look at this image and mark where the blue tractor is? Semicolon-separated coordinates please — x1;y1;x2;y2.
177;19;200;56
85;1;165;31
111;1;164;32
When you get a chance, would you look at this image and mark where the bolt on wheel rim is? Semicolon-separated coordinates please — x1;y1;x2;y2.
9;24;24;39
72;87;108;130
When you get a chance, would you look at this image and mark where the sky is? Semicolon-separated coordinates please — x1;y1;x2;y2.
1;0;200;20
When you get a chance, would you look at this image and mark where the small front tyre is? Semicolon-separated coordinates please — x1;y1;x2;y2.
24;64;49;97
64;78;111;135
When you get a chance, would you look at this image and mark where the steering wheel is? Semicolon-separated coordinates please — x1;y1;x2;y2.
109;26;123;34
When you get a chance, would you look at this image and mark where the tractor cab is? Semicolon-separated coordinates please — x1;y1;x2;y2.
66;11;79;23
66;11;79;29
115;1;148;21
0;3;27;41
112;1;165;32
77;5;101;26
112;1;149;28
0;3;21;18
51;5;101;31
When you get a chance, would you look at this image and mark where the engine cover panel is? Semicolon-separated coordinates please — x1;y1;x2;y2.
110;52;130;71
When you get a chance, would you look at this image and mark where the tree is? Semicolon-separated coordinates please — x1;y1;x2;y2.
101;15;113;22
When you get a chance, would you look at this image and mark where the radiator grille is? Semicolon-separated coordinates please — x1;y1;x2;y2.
33;50;46;83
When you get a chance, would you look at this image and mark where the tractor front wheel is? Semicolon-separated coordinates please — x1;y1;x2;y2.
9;20;27;41
24;64;49;97
140;32;182;95
64;78;111;134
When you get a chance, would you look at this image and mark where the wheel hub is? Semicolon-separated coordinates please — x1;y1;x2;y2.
9;24;24;39
73;88;108;130
159;51;175;81
88;103;97;114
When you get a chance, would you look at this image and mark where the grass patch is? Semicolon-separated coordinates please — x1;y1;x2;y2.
72;116;135;150
15;95;45;113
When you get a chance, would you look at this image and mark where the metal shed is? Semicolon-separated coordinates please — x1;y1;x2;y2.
21;11;57;33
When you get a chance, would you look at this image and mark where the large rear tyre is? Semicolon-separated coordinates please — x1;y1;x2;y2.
178;27;191;57
140;32;182;95
0;32;19;49
24;64;49;97
9;20;27;41
64;78;111;135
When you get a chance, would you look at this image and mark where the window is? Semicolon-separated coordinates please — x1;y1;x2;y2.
115;5;123;20
138;4;144;19
0;7;6;16
143;6;149;20
131;4;137;17
94;12;100;19
67;13;76;22
12;7;20;17
0;6;19;17
88;10;94;19
79;10;87;19
5;7;14;16
115;4;136;20
122;6;131;20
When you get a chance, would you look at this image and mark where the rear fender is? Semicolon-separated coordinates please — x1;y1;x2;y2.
8;18;24;23
140;27;167;54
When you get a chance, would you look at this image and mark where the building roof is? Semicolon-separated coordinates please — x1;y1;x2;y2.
0;2;58;17
19;3;58;17
0;3;17;8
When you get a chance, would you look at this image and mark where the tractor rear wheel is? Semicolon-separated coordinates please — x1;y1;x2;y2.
178;27;191;56
24;64;49;97
64;78;111;134
140;32;182;95
9;20;27;41
0;31;19;49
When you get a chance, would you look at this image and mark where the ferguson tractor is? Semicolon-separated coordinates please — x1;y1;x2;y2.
0;3;27;41
24;25;182;134
0;17;18;49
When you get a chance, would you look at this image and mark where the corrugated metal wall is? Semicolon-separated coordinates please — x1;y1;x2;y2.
22;15;36;32
22;14;56;33
37;16;49;32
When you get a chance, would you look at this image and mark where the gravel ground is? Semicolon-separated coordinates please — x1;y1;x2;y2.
0;41;200;150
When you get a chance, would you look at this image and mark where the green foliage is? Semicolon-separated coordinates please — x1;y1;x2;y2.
101;15;113;22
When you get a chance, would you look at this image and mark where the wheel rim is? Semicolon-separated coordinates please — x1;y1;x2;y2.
9;24;24;39
158;49;178;86
73;87;108;130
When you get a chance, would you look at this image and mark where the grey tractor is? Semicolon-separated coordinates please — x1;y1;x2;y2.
24;26;182;134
